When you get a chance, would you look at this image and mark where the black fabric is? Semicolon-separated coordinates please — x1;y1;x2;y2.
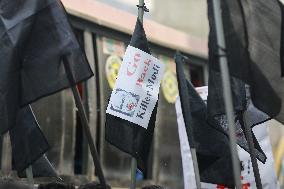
207;0;284;123
141;186;164;189
175;53;195;148
105;19;157;174
0;179;32;189
280;1;284;77
78;182;111;189
207;70;267;163
175;53;235;187
207;0;270;163
18;155;57;178
38;183;75;189
10;106;48;171
9;105;57;178
0;0;93;134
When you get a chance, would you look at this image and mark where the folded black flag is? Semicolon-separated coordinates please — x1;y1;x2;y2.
207;70;267;163
175;53;235;187
207;0;274;163
18;155;57;178
105;19;161;174
207;0;284;124
10;105;57;178
0;0;93;134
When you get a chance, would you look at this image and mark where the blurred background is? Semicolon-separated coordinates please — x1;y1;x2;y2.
2;0;283;188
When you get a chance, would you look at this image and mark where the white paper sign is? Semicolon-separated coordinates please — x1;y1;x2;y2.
106;45;165;128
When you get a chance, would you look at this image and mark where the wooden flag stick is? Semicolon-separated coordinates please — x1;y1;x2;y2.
62;57;106;187
26;166;34;188
243;114;263;189
1;133;12;176
212;0;242;188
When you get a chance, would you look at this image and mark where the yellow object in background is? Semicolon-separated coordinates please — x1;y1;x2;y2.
105;55;122;89
275;138;284;176
160;55;179;104
161;70;178;104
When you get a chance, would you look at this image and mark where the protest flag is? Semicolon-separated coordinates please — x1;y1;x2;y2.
0;0;93;134
105;18;165;174
206;0;284;188
207;0;284;124
207;69;267;163
0;0;106;183
175;53;235;187
10;106;57;178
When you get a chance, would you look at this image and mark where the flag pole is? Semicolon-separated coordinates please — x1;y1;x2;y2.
62;57;106;187
129;1;147;188
130;158;137;189
243;114;263;189
181;55;202;189
138;0;145;23
212;0;242;188
26;166;34;187
190;148;202;189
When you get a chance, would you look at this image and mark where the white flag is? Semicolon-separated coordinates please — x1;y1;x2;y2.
237;124;279;189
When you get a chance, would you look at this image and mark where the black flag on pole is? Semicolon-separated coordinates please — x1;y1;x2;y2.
175;53;235;187
207;0;271;163
10;106;57;178
18;155;57;178
207;0;284;124
0;0;93;134
105;19;159;174
207;70;267;163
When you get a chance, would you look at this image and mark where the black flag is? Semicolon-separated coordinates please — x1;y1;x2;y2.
105;19;158;174
175;53;235;187
206;0;276;163
207;0;284;124
207;70;267;163
18;155;57;178
0;0;93;134
10;106;57;178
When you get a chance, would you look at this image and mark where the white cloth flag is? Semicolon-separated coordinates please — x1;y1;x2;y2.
176;86;279;189
238;125;279;189
176;96;201;189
